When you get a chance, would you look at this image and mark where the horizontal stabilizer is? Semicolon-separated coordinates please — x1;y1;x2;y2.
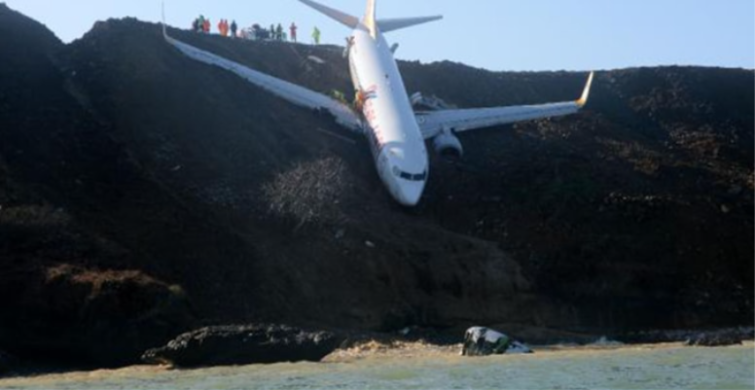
378;16;443;33
299;0;359;29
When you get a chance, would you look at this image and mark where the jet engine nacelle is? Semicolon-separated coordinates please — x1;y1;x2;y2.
432;128;463;159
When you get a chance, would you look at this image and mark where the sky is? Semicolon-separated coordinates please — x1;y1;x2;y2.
4;0;754;71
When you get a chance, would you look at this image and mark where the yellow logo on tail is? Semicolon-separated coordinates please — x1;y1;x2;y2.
364;0;377;38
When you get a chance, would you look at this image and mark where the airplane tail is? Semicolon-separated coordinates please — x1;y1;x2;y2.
364;0;377;37
299;0;442;37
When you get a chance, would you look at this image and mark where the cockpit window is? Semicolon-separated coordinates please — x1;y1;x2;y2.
393;166;427;182
412;171;427;181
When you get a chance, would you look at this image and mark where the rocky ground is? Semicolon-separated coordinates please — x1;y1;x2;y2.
141;324;340;367
0;4;752;371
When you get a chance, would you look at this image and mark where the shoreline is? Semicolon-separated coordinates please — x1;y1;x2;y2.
2;326;752;381
2;340;753;387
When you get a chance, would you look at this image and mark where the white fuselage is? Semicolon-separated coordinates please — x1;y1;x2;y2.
348;25;428;206
167;0;591;207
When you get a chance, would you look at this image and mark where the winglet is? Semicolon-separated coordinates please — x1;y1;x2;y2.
161;1;167;38
576;71;594;107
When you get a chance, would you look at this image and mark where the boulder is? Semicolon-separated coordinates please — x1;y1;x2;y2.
461;326;533;356
142;324;341;367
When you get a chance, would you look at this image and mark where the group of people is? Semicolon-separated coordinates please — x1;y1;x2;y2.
190;16;321;44
192;15;238;37
216;19;238;38
191;15;210;33
263;23;296;42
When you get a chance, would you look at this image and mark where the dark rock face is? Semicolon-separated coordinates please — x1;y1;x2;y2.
1;5;195;368
0;349;18;376
142;324;340;367
0;264;194;367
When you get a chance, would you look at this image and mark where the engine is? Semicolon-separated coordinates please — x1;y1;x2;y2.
432;128;464;160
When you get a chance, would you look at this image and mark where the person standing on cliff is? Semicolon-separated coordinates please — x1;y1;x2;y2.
196;15;206;33
312;26;321;45
230;20;238;38
289;22;298;43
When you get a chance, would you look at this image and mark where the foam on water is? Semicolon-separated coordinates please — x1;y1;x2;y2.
2;342;753;390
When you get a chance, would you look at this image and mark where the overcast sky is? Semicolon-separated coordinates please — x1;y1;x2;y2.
4;0;754;71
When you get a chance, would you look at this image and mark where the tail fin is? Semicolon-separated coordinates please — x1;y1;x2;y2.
364;0;377;37
299;0;359;29
378;16;443;33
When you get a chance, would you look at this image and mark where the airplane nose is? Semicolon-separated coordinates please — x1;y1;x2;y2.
396;181;424;206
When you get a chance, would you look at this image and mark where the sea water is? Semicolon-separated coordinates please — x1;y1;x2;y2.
2;342;753;390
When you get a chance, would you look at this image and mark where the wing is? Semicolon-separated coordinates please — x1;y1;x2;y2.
162;28;362;132
417;72;594;139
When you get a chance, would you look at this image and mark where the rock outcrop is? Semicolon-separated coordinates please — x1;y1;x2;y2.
685;331;744;347
142;324;340;367
620;327;754;345
0;264;194;367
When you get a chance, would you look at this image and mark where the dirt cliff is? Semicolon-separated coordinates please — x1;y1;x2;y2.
1;6;752;367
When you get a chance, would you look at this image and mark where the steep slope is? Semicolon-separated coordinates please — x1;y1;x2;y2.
407;64;754;329
74;20;751;331
0;8;752;368
58;18;538;332
0;7;193;367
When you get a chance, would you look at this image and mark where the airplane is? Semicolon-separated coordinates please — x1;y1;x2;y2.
161;0;594;206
